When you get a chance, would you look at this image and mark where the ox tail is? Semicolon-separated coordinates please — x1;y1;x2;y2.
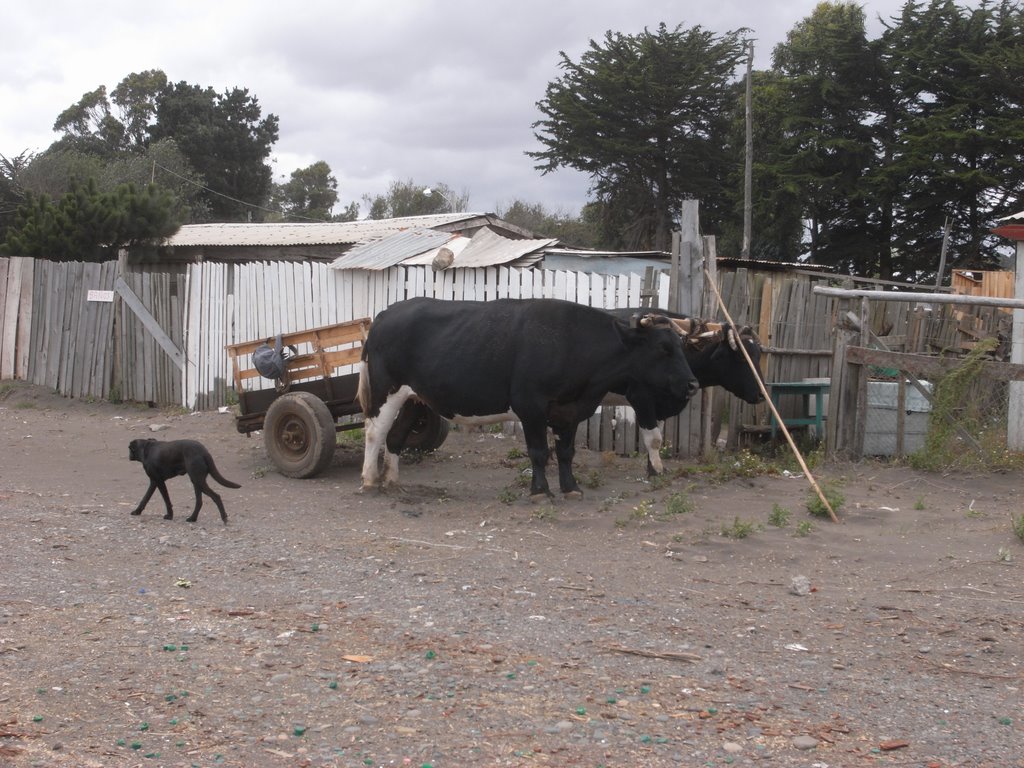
357;357;372;415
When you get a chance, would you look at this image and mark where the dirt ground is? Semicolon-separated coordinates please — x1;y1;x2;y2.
0;381;1022;768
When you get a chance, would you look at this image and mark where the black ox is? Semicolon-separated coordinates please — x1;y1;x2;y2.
358;297;699;499
606;307;766;475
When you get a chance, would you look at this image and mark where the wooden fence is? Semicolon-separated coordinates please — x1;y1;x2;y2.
3;254;1012;458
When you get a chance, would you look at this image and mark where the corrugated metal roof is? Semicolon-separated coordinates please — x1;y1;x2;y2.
997;210;1024;223
401;235;472;266
163;213;483;247
328;228;453;270
445;226;556;269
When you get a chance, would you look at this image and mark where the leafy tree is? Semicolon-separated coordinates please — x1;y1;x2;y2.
149;81;279;222
18;139;200;224
530;22;749;251
365;180;467;219
46;70;278;224
769;2;879;272
719;69;805;261
273;161;339;221
495;198;602;248
52;70;167;155
0;151;35;242
879;0;1024;275
1;178;180;261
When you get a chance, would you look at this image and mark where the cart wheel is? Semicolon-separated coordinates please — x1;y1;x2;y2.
391;400;450;452
264;392;337;478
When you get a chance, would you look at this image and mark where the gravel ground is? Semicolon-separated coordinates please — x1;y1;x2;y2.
1;381;1022;767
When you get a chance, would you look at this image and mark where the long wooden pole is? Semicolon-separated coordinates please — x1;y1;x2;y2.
704;268;840;523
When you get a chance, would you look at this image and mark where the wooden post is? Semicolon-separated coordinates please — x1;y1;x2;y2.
111;250;127;401
670;200;704;457
1009;242;1024;449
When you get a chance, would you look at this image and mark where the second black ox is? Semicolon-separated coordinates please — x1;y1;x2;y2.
358;297;699;499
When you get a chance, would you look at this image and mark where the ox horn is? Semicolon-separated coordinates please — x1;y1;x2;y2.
669;317;691;337
727;326;739;351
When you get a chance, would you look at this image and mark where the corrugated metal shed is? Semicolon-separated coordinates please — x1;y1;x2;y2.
446;226;556;269
163;214;482;247
328;229;453;270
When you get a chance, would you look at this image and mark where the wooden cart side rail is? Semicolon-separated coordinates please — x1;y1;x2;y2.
225;317;371;392
224;317;371;359
232;347;364;383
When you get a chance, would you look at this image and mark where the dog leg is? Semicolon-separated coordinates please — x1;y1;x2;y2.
184;481;205;523
200;485;229;525
156;481;174;520
131;481;158;516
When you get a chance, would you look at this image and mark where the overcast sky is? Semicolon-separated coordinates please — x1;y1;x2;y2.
4;0;921;218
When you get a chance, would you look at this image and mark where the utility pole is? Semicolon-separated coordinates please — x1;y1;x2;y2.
742;39;754;260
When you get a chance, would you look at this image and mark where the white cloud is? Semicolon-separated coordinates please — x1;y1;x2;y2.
2;0;914;216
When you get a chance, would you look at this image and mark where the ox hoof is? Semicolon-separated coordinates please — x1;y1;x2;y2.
529;492;553;503
563;490;583;500
359;484;381;495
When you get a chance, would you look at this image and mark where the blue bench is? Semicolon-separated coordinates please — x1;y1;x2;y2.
769;381;830;441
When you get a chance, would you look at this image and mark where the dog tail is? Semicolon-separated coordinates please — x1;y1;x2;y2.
208;461;242;489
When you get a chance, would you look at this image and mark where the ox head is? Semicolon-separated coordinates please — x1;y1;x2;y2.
620;312;700;418
692;323;765;404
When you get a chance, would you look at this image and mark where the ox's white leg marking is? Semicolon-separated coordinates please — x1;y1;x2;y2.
639;426;665;475
361;386;413;491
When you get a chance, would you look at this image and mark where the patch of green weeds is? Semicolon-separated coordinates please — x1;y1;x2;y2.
807;482;845;518
720;517;757;539
768;503;791;527
675;449;783;485
665;492;694;516
997;547;1012;563
337;428;365;446
914;496;926;510
1012;512;1024;543
648;472;673;490
794;520;814;537
531;504;558;521
581;469;603;490
507;446;525;460
498;487;519;504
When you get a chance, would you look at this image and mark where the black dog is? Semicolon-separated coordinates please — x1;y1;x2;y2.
128;438;240;524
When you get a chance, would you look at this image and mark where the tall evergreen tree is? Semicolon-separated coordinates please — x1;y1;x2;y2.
1;178;179;261
150;82;279;222
530;23;748;252
770;2;879;273
881;0;1024;275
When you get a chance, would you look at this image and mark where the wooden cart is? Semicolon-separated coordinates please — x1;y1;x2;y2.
225;318;448;478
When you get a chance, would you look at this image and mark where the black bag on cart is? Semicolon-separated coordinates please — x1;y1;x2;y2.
252;334;292;380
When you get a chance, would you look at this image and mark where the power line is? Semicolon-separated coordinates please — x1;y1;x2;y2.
152;162;329;223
